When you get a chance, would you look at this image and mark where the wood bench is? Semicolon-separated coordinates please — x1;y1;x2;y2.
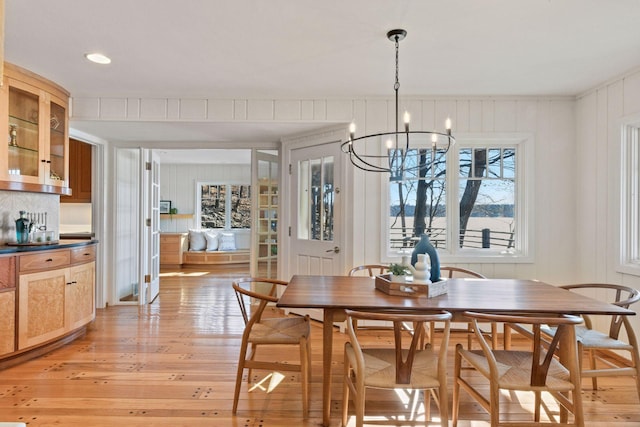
182;250;250;265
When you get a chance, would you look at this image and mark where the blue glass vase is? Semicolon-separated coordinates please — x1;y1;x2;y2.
15;210;30;244
411;233;440;282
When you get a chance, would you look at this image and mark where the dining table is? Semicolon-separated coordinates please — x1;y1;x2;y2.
276;275;636;427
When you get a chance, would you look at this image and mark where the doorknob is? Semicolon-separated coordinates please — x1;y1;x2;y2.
326;246;340;254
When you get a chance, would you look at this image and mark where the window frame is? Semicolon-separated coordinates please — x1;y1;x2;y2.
382;133;535;264
619;117;640;276
195;181;251;230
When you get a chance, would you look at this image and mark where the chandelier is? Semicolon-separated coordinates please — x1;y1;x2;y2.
341;29;455;181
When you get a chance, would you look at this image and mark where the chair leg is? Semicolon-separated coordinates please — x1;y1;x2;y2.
438;382;448;427
534;390;541;421
452;345;462;427
355;384;365;427
233;340;250;414
300;337;310;418
424;388;431;426
589;349;600;391
489;382;500;426
633;349;640;403
342;353;351;427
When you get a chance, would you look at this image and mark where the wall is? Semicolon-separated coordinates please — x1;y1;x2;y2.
159;162;251;232
0;190;59;244
344;97;577;284
576;67;640;334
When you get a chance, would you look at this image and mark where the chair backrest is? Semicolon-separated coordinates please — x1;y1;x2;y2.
440;266;486;279
464;311;583;386
233;277;288;326
348;264;389;277
345;309;452;384
560;283;640;339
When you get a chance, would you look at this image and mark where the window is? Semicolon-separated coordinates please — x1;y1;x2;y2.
387;135;532;262
620;120;640;275
297;156;334;241
197;183;251;229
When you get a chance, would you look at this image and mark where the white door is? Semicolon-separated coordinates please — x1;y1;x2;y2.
140;149;161;304
288;141;344;321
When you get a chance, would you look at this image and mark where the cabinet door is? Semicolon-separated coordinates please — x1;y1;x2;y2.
18;268;68;349
67;262;95;331
45;94;68;187
5;77;45;185
0;291;16;356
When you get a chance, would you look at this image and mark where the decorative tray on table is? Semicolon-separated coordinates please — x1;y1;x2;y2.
375;274;448;298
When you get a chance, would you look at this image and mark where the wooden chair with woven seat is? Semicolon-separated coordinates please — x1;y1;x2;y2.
342;309;452;427
541;283;640;401
452;311;585;427
232;278;311;417
434;266;497;349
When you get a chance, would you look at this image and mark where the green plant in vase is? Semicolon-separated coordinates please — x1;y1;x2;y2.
389;263;410;282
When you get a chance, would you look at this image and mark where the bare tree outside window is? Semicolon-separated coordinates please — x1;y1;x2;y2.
389;146;516;253
200;183;251;229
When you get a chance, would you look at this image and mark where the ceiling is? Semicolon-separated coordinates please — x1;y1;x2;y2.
5;0;640;148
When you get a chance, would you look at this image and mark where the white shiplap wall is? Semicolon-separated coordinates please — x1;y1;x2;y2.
159;163;251;232
343;97;577;284
576;68;640;335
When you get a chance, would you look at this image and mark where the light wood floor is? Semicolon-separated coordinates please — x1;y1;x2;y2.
1;265;639;426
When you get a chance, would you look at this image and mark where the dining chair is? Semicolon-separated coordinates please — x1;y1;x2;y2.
541;283;640;401
342;309;452;427
452;311;585;427
435;266;497;349
347;264;391;333
348;264;390;277
232;278;311;417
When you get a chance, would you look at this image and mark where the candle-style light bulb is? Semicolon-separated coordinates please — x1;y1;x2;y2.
349;122;356;140
386;139;393;150
403;111;410;132
445;118;452;135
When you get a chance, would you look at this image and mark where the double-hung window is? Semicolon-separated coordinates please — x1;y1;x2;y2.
386;134;533;262
620;118;640;275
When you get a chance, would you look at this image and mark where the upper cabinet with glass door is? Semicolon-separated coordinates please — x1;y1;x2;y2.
0;62;70;195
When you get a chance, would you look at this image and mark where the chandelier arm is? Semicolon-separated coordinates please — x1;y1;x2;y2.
341;28;455;176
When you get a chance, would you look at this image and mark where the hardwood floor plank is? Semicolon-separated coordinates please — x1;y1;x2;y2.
0;266;638;426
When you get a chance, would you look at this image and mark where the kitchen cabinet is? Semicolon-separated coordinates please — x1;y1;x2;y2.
61;138;92;203
0;62;70;195
0;256;16;356
17;243;96;350
160;233;188;265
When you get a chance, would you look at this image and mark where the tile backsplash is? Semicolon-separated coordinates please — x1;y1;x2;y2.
0;190;60;244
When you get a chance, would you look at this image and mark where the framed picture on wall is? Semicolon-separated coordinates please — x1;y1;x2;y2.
160;200;171;214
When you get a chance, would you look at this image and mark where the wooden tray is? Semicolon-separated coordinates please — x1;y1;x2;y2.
375;274;448;298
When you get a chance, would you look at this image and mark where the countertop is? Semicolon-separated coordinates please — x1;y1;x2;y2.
0;239;99;255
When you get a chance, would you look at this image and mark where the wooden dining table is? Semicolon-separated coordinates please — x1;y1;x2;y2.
276;275;636;427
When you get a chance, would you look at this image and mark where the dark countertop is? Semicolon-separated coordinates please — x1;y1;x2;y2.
59;232;95;240
0;239;99;255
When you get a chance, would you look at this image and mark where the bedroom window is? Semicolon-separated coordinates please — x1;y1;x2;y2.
197;183;251;229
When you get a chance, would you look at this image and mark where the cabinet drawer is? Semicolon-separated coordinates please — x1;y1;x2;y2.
19;250;71;273
71;245;96;264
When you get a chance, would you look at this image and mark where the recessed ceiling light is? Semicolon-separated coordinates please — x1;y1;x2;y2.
85;53;111;64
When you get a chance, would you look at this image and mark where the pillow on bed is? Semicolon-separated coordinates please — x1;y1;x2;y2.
218;232;236;251
188;229;206;251
204;231;219;251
